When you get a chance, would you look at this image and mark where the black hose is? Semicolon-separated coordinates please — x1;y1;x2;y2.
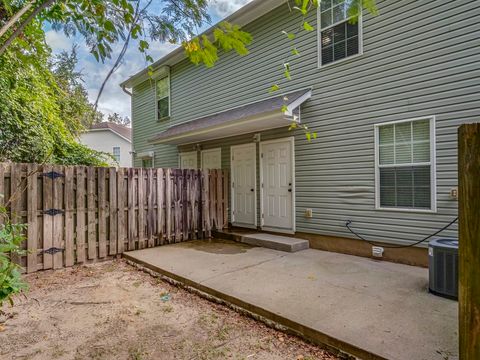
345;217;458;249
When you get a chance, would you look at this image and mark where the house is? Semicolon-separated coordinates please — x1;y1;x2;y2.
79;122;132;167
120;0;479;265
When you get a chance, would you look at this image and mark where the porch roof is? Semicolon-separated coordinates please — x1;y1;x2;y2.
149;89;312;145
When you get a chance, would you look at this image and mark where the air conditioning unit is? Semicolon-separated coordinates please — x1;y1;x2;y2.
428;238;458;300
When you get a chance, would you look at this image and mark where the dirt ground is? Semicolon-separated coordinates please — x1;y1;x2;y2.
0;260;339;360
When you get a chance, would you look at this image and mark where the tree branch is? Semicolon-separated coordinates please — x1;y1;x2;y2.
0;0;35;39
0;0;57;57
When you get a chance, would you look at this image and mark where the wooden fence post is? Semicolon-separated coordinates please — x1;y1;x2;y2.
459;123;480;359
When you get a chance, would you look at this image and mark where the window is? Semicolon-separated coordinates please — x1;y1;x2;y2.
319;0;362;66
156;76;170;120
375;118;436;211
113;147;121;163
142;159;153;168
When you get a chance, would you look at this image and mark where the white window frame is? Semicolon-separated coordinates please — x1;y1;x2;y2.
374;116;437;213
317;2;364;69
113;146;121;163
156;75;170;121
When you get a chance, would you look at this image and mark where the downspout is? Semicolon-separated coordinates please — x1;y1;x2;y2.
122;84;133;166
122;85;132;96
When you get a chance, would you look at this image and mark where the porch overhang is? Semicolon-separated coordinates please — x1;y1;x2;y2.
149;89;312;145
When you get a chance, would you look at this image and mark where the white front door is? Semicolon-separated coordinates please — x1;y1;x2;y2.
179;151;197;169
260;138;294;231
201;148;221;170
231;143;256;227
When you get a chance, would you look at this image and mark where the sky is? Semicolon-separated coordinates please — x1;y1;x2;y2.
45;0;253;121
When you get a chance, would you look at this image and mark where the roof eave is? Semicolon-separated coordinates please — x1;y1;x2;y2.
120;0;287;89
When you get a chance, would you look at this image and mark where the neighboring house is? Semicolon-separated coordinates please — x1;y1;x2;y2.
121;0;479;264
80;122;132;167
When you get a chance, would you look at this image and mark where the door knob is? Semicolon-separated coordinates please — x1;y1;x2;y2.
251;189;254;192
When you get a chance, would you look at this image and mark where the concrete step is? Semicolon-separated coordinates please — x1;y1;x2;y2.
240;233;309;253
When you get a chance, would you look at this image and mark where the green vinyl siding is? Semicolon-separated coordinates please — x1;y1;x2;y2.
131;0;480;246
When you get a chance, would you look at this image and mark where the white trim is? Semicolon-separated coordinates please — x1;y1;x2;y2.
178;151;198;169
285;90;312;121
317;4;364;69
200;148;222;170
153;112;285;145
231;143;257;228
374;116;437;213
259;137;296;233
155;75;171;121
87;128;132;143
159;87;312;130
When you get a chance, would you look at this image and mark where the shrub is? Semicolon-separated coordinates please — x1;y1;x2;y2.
0;205;27;307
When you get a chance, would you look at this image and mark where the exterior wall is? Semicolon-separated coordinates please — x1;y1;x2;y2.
130;0;480;246
79;130;132;167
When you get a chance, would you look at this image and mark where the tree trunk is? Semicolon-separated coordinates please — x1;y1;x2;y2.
458;123;480;359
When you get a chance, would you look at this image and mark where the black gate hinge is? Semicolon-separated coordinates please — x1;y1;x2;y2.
42;247;64;255
41;171;64;180
43;209;65;216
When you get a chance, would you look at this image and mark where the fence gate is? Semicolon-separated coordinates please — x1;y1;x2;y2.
0;163;229;274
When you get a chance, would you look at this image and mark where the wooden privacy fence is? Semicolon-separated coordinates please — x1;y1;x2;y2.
0;163;229;273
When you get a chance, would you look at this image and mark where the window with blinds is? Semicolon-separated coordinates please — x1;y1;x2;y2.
319;0;361;66
376;118;435;211
157;76;170;120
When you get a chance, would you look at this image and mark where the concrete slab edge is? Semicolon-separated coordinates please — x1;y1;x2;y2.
123;253;388;360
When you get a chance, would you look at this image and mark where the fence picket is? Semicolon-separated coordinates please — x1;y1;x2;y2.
26;164;38;273
156;168;164;245
42;164;54;269
87;166;97;260
127;168;135;250
98;167;107;258
64;166;74;267
109;167;118;256
147;169;155;247
165;169;172;243
76;166;86;263
52;165;64;269
138;168;145;249
117;168;126;254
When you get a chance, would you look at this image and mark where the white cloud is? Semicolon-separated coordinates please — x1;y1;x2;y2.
45;30;73;52
209;0;254;18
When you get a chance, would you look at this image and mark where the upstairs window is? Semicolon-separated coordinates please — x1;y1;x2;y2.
156;76;170;120
375;118;436;211
319;0;362;66
113;146;121;163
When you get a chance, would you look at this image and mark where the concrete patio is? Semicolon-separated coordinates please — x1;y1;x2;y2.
124;239;458;360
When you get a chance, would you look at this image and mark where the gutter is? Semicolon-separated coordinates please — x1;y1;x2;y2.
122;84;132;96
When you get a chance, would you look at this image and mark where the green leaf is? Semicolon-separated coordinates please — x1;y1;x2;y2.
269;84;281;92
291;48;300;56
303;21;314;31
281;105;289;113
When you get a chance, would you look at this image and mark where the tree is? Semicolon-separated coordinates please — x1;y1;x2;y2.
0;20;109;165
107;113;131;127
51;46;104;133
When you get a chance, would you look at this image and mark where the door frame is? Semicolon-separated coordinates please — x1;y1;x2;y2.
230;143;257;228
200;148;222;170
259;137;295;234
